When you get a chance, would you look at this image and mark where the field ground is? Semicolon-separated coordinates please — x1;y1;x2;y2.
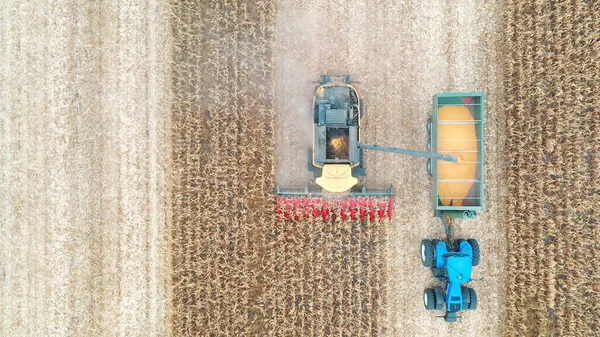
2;0;600;336
1;1;170;336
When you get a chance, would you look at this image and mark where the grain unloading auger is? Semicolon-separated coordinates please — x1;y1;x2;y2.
276;75;466;221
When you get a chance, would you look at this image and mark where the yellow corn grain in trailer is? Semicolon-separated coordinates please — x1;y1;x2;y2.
428;93;485;219
437;105;478;206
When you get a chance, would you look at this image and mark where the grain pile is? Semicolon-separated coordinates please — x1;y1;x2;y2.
503;1;600;335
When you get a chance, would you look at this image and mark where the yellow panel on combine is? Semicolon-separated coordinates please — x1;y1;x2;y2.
315;164;359;193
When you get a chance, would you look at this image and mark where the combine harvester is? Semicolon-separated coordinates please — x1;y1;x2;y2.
276;75;484;224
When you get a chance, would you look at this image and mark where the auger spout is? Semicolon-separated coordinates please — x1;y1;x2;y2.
358;143;459;162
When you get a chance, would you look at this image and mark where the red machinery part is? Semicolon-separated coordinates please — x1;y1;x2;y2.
276;197;394;221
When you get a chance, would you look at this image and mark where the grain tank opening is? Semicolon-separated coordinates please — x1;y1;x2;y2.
326;128;350;160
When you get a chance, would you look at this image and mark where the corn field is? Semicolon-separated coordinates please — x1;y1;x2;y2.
169;1;389;335
2;0;599;336
170;0;277;334
503;1;600;336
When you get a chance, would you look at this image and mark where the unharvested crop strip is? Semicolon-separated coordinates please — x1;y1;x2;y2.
170;0;276;335
503;1;600;335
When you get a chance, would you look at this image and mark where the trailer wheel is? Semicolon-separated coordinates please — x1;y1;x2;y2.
427;117;432;136
427;158;432;176
424;288;436;310
421;240;435;267
468;239;480;266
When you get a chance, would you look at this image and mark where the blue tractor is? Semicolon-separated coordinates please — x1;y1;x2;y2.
420;217;480;322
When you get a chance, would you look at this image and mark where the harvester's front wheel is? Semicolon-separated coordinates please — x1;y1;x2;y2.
468;239;480;266
421;240;435;267
424;288;436;310
307;148;314;172
359;99;365;119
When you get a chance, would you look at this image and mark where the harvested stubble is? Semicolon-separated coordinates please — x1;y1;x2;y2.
503;1;600;336
170;1;388;336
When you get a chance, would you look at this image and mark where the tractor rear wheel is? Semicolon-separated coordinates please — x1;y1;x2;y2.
420;240;435;267
468;239;480;266
424;288;436;310
434;287;445;310
467;288;478;310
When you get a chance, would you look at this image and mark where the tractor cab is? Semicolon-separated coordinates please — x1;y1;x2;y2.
445;254;473;282
443;253;474;322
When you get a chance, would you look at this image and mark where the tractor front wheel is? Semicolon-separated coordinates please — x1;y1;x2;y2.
424;288;436;310
468;239;480;266
420;240;435;267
